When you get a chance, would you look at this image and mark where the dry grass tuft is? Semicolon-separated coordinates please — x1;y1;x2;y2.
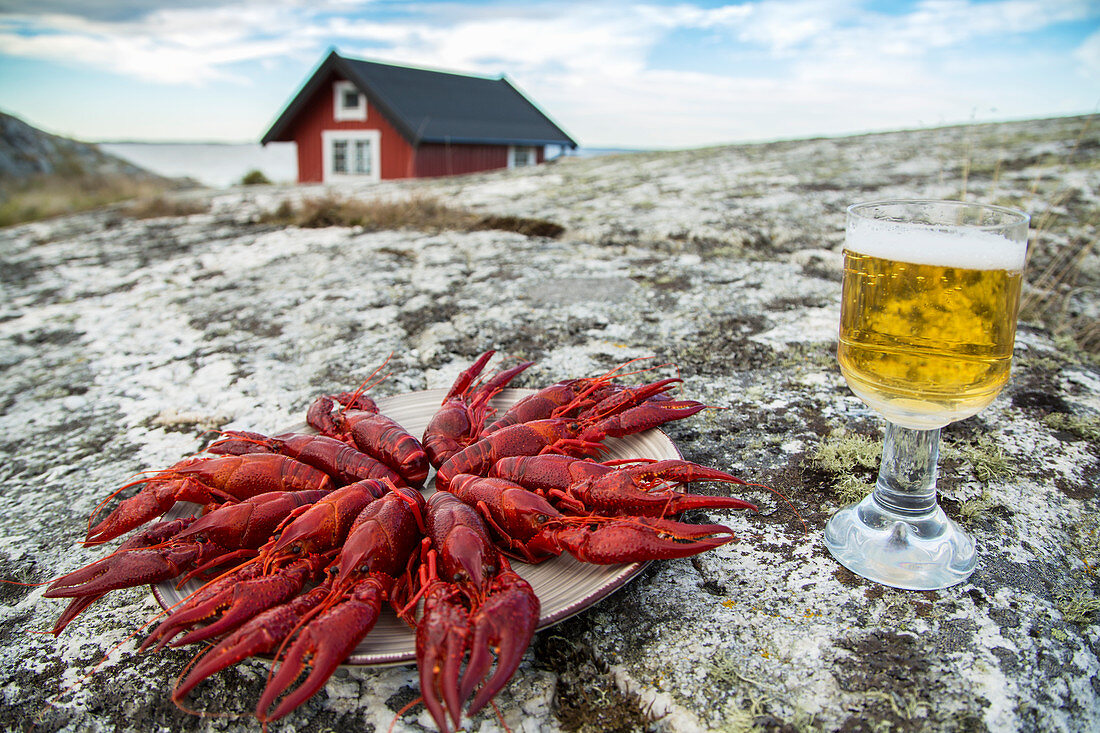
0;174;176;227
261;193;565;238
1013;116;1100;356
123;195;210;219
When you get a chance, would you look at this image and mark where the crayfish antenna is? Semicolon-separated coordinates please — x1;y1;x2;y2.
340;353;394;414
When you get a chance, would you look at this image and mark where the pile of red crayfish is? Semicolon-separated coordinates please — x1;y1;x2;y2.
45;351;760;732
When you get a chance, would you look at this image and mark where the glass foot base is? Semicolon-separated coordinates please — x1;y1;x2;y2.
823;492;977;590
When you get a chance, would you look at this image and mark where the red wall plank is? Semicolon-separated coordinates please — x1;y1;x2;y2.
413;143;511;177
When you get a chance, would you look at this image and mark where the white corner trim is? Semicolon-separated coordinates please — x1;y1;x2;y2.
322;129;381;183
333;80;367;121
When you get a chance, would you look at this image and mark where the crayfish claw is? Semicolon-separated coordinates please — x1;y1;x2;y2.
84;485;177;546
417;583;471;733
173;584;330;702
44;547;192;599
258;577;390;722
544;515;738;564
51;595;102;635
462;562;539;716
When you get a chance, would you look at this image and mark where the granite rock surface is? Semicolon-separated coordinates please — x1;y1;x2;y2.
1;115;1098;732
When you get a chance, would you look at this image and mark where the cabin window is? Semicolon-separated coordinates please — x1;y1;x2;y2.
322;129;380;182
333;80;366;121
332;140;348;173
509;146;537;169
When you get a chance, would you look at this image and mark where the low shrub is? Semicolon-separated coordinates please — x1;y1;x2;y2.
240;169;272;185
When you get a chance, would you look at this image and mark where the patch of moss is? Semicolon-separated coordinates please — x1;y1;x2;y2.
1056;592;1100;624
811;430;882;502
833;473;874;505
813;430;881;474
958;489;1004;524
1071;516;1098;573
1042;413;1100;442
943;434;1012;482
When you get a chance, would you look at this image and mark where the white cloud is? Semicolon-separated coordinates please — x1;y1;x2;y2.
1075;27;1100;77
0;2;314;83
0;0;1097;143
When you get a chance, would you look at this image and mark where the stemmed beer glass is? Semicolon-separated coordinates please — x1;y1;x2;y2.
824;200;1030;590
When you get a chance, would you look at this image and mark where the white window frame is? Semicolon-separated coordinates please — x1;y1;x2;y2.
508;145;538;169
322;129;381;182
333;80;366;121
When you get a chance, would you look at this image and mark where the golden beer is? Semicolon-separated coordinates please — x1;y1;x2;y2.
837;231;1025;429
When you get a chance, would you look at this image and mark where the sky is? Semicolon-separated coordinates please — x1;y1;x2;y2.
0;0;1098;149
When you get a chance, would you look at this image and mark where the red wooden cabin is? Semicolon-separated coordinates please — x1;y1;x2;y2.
261;51;577;183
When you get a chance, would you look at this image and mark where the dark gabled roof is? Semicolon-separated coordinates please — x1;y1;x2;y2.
262;51;577;148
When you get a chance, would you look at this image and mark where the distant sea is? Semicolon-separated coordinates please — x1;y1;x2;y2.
99;142;298;189
98;142;632;189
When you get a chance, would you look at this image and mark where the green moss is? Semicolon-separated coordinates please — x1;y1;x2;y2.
1056;593;1100;624
943;434;1012;482
1071;516;1098;573
812;430;881;502
813;430;881;474
958;490;1004;524
834;474;874;505
1042;413;1100;442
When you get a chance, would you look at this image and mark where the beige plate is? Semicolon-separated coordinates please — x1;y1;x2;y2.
153;388;682;666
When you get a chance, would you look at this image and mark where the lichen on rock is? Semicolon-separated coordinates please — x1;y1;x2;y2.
1;115;1097;732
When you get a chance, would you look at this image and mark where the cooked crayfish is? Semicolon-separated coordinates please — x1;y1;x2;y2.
489;454;758;516
85;453;334;546
209;430;406;487
140;479;392;651
45;353;768;732
449;473;739;563
256;487;426;721
422;350;534;468
402;490;539;733
309;392;430;487
45;489;331;632
435;379;706;491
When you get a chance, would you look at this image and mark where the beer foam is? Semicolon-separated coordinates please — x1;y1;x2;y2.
846;220;1027;271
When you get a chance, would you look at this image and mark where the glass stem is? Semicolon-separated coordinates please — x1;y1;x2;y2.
873;422;940;516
